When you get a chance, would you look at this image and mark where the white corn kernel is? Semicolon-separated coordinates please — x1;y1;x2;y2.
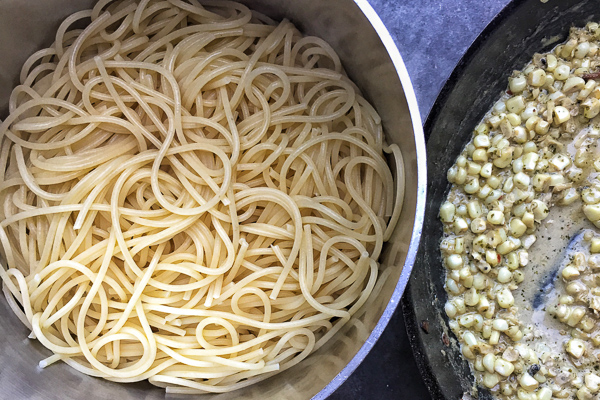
513;126;528;143
463;331;478;346
446;254;463;270
583;97;600;119
475;123;489;135
531;200;549;221
535;119;550;135
513;172;531;189
478;296;490;313
578;79;597;100
507;95;526;114
563;76;586;92
509;218;527;237
461;344;475;359
473;273;487;290
506;252;519;270
483;372;500;389
510;75;527;93
507;113;522;126
537;387;552;400
483;353;496;373
553;106;571;124
464;177;480;194
480;163;493;178
497;287;515;308
583;204;600;225
566;338;586;358
532;173;550;192
513;270;525;283
582;187;600;204
464;288;480;306
591;237;600;253
492;318;509;331
487;175;501;189
454;217;469;234
577;387;593;400
525;115;540;130
455;167;467;184
494;101;507;113
554;64;571;80
444;302;457;318
459;314;476;328
546;54;558;71
473;134;490;148
495;358;515;377
562;265;580;280
519;373;539;391
487;210;505;225
471;218;487;234
522;152;539;171
467;161;482;175
454;298;466;314
575;42;590;58
440;202;455;223
521;234;535;249
513;158;524;173
497;239;518;255
486;249;500;266
466;200;482;218
445;278;460;294
584;373;600;393
528;69;546;87
497;267;513;283
489;330;500;345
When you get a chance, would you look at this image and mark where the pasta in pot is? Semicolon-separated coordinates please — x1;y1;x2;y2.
0;0;404;394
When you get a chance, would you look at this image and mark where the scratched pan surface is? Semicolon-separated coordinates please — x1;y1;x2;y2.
403;0;599;398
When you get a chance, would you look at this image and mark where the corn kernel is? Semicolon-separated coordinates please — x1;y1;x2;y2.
483;372;500;388
563;76;586;92
440;202;455;223
562;265;580;280
487;210;505;225
553;106;571;124
494;358;515;377
591;237;600;253
554;64;571;80
510;75;527;93
528;69;546;87
506;96;526;114
566;338;586;358
497;267;513;283
519;373;539;391
497;287;515;308
446;254;463;270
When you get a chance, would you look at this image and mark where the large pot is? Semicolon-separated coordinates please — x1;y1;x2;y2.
0;1;426;399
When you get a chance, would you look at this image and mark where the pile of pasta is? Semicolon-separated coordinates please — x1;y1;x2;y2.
0;0;404;393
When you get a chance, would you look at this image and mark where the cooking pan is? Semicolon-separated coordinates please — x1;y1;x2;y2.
403;0;599;398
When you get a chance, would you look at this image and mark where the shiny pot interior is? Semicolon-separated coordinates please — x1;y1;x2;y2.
0;1;426;399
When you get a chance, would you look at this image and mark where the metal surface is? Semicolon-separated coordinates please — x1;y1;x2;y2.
0;1;426;399
404;0;599;398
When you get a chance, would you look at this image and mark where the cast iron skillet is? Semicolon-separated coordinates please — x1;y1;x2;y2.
403;0;599;398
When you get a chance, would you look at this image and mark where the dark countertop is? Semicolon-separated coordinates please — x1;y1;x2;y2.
330;0;511;398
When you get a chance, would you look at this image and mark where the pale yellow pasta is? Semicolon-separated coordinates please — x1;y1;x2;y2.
0;0;404;394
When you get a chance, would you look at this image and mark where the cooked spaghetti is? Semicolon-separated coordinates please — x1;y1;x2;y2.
0;0;404;393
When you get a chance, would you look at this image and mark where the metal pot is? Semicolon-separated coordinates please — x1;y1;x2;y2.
404;0;597;398
0;1;426;399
